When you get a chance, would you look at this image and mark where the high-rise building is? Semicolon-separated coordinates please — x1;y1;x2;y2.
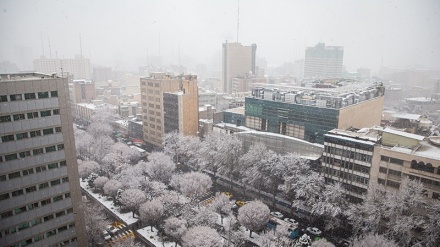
0;73;86;247
304;43;343;78
140;73;198;147
68;79;96;104
33;55;91;80
245;83;385;144
222;42;257;94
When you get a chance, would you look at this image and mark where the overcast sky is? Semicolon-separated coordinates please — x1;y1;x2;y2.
1;0;439;73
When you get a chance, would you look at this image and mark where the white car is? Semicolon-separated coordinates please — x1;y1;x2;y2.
106;225;118;234
283;218;298;225
102;230;111;241
306;227;322;236
270;211;284;218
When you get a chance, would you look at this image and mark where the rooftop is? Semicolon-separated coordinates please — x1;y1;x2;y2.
224;107;245;115
383;127;425;141
0;72;59;81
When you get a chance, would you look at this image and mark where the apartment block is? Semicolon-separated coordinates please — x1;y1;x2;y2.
33;55;91;80
140;73;198;147
304;43;344;78
0;73;86;247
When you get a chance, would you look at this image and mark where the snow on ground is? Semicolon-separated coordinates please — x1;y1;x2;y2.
80;179;138;225
137;226;180;247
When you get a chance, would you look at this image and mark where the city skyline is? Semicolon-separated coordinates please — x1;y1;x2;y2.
1;0;439;74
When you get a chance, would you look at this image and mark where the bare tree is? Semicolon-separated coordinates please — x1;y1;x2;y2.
210;193;232;224
119;188;147;217
139;199;164;231
351;233;398;247
164;217;187;247
237;200;271;237
181;226;222;247
84;202;110;246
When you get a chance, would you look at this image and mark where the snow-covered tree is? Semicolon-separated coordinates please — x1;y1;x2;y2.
181;226;222;247
163;130;185;163
84;202;110;246
119;189;146;217
87;121;113;138
78;160;100;179
351;233;398;247
312;182;348;231
210;193;232;224
260;224;293;247
158;190;189;218
113;165;146;189
139;199;164;231
164;217;187;247
111;238;143;247
170;172;212;203
144;180;168;199
310;238;335;247
185;206;217;228
110;142;141;164
74;129;94;159
424;200;440;247
93;176;109;192
103;179;123;203
142;152;176;183
90;135;114;163
237;200;271;237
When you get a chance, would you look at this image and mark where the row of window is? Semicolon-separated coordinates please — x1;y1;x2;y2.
0;91;58;103
379;167;402;177
1;192;71;220
142;81;160;87
408;175;440;189
378;178;400;189
1;126;62;143
0;109;60;123
0;176;69;201
322;166;370;185
6;222;75;247
380;155;404;165
323;156;371;174
0;160;66;182
1;207;73;238
324;136;374;152
325;146;372;162
0;143;65;163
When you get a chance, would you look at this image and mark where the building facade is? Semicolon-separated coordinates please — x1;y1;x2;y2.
0;73;86;247
33;55;91;80
245;84;385;144
222;42;257;94
140;73;198;147
68;80;96;104
304;43;344;78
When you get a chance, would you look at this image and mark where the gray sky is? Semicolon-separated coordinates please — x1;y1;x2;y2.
1;0;439;73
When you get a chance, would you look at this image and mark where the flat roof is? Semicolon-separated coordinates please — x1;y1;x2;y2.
224;107;245;115
383;127;425;141
392;113;421;121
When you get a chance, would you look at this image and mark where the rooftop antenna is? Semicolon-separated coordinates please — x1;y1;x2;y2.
79;34;83;57
48;38;52;58
40;32;45;56
237;0;240;43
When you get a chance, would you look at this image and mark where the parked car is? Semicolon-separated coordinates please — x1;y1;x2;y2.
270;211;284;218
283;218;298;225
236;201;247;207
102;230;111;241
306;227;322;236
106;225;118;234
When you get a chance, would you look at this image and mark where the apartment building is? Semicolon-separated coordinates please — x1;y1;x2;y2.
140;73;198;147
0;73;86;247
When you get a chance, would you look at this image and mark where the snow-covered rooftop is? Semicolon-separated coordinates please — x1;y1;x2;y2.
392;113;421;121
137;227;179;247
224;107;245;115
383;128;425;141
328;129;380;142
325;133;376;146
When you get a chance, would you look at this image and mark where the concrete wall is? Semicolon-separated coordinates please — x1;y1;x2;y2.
338;96;384;130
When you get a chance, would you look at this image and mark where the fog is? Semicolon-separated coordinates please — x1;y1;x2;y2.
1;0;439;73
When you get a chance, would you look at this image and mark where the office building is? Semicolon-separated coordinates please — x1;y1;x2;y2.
93;67;112;85
304;43;344;78
33;55;91;80
222;42;257;94
0;73;86;247
245;83;385;144
322;127;440;202
140;73;198;147
68;79;96;104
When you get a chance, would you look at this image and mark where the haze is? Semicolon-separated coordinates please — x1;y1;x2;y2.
1;0;439;73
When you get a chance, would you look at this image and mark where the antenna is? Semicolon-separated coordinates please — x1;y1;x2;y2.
237;0;240;43
40;32;45;56
79;34;83;57
48;38;52;58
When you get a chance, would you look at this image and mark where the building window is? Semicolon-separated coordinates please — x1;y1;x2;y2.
387;180;400;189
8;171;21;179
378;178;385;185
24;93;36;100
0;193;10;201
40;110;52;117
58;225;68;232
17;222;30;231
379;167;387;174
19;151;31;158
55;127;62;133
388;169;402;177
48;163;58;169
2;134;15;142
0;115;12;122
16;132;28;140
12;189;24;197
10;94;22;101
45;146;56;153
1;210;13;219
57;144;65;150
13;113;25;121
25;186;37;193
41;199;51;206
33;148;44;155
36;165;47;173
27;202;39;210
5;153;18;161
51;179;61;186
53;109;60;115
39;182;49;190
390;158;404;165
38;92;49;98
0;175;6;181
53;195;63;202
22;168;34;176
0;95;7;102
46;229;56;237
27;112;39;119
60;160;67;166
30;130;42;137
55;210;65;217
50;91;58;97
